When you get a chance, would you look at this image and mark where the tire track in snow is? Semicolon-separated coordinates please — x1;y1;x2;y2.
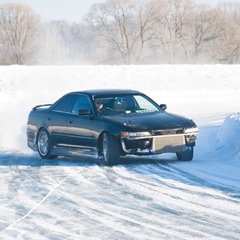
61;162;240;239
158;161;240;199
0;152;240;239
97;160;240;239
0;164;84;235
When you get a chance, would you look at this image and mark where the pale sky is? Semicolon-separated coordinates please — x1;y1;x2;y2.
0;0;238;22
0;0;105;22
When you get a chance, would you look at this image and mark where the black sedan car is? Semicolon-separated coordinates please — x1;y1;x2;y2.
27;89;198;165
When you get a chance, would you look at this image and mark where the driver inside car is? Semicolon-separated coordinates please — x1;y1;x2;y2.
95;100;103;112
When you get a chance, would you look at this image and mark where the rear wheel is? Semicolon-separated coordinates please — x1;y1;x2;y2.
102;132;120;166
37;129;57;159
176;147;194;161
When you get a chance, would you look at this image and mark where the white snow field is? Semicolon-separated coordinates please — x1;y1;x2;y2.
0;65;240;239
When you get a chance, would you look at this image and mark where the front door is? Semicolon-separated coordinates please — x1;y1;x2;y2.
67;94;95;150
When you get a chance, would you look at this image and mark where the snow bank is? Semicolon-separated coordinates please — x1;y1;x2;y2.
217;112;240;159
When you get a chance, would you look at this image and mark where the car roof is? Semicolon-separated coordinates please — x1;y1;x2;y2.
70;89;141;96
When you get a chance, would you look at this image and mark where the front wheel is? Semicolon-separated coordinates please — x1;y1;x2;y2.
176;147;194;161
37;129;57;159
102;132;120;166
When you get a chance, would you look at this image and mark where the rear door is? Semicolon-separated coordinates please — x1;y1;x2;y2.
48;94;78;147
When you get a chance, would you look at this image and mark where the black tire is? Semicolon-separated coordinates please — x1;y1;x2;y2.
37;129;57;159
102;132;120;166
176;147;194;161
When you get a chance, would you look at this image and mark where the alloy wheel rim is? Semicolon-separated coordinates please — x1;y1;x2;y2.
38;132;49;156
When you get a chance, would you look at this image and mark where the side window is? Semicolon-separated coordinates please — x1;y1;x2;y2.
72;95;92;114
53;94;77;113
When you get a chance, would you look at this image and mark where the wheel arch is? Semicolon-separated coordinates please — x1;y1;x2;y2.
97;130;124;157
36;126;49;142
36;127;57;159
98;130;112;152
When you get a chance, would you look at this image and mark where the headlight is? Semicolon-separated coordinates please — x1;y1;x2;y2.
121;131;151;138
184;127;198;134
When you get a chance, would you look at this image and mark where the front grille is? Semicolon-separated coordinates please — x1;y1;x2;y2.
152;128;184;136
152;135;186;153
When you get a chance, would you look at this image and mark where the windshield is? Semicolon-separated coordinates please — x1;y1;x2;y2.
94;94;161;115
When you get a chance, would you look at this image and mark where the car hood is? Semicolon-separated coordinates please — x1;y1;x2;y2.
103;112;196;131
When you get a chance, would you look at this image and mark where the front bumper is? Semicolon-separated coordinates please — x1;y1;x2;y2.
121;133;197;155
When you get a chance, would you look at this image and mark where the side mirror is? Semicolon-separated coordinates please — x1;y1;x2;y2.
160;104;167;111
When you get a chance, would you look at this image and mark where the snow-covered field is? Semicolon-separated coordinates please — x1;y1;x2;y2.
0;65;240;239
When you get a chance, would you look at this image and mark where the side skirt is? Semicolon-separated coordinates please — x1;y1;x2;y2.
51;146;99;159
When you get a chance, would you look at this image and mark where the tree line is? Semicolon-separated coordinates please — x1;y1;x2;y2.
0;0;240;65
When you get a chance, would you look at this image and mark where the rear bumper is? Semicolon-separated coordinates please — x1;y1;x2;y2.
27;130;37;151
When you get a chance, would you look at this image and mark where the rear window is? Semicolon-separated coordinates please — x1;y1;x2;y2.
53;94;77;113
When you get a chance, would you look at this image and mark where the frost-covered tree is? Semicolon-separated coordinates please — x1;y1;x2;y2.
212;2;240;64
0;3;40;64
86;0;159;64
151;0;197;63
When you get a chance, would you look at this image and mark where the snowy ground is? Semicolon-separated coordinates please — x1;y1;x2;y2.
0;65;240;239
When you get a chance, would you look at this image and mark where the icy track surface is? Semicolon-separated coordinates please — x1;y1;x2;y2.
0;65;240;239
0;150;239;240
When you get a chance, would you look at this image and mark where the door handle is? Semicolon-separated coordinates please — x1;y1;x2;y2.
68;120;73;124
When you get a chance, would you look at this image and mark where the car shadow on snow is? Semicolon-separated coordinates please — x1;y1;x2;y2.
0;148;178;167
120;154;179;165
0;150;96;167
